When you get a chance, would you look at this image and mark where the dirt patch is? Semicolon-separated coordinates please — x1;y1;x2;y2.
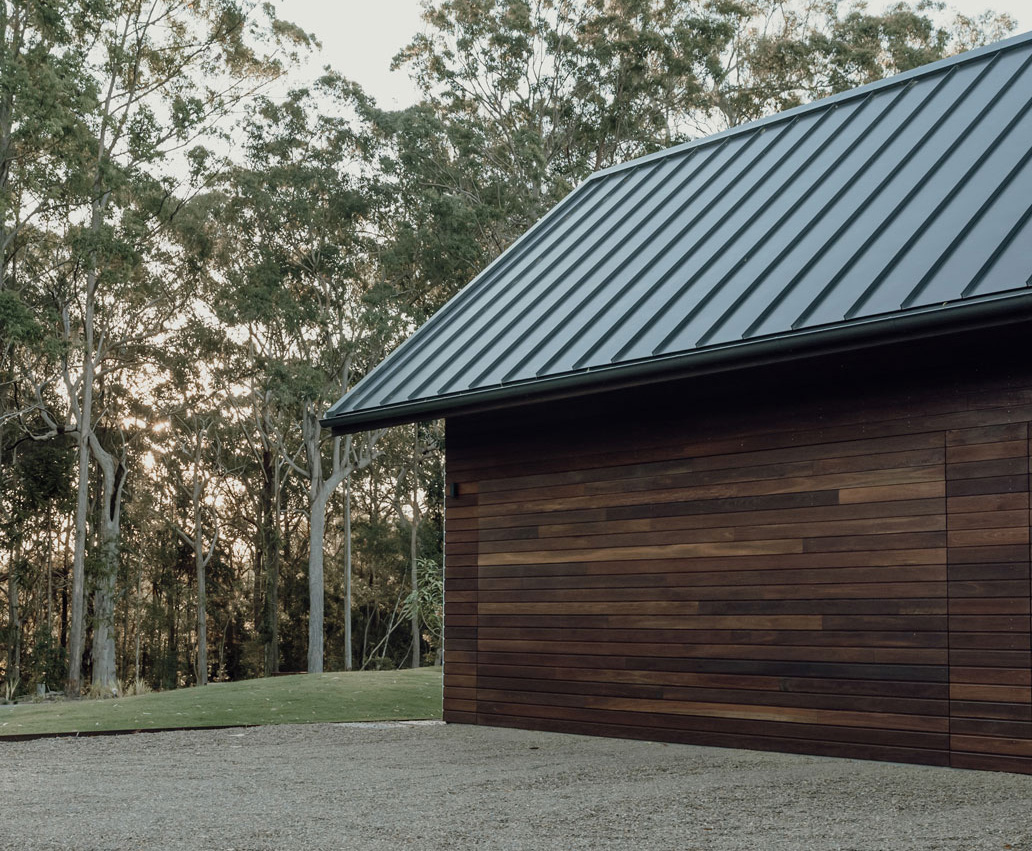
1;722;1030;850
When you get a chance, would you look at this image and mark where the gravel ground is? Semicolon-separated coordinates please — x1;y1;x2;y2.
2;721;1031;850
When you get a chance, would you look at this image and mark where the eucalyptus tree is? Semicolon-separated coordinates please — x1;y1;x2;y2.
375;0;735;280
698;0;1017;131
53;0;311;696
163;389;227;685
392;420;444;668
209;75;391;674
0;1;97;694
372;0;1015;301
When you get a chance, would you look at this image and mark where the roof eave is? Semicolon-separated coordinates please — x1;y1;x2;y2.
322;290;1032;434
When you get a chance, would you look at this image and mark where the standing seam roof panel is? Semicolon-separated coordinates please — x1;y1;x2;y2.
324;31;1032;432
702;56;1012;343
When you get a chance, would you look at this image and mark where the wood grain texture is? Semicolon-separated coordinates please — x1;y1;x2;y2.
946;421;1031;771
441;332;1032;773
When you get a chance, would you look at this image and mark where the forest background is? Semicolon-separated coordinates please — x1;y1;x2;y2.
0;0;1019;700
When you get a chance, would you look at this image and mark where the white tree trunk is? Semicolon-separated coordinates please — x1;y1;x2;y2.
65;322;95;697
307;491;328;675
410;514;420;669
196;554;208;685
88;430;124;696
409;424;422;669
91;514;119;694
193;439;209;686
343;478;352;672
6;540;19;695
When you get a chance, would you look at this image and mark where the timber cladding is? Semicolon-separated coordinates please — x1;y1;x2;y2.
441;339;1032;773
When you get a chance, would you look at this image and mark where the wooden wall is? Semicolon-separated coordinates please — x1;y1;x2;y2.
441;330;1032;772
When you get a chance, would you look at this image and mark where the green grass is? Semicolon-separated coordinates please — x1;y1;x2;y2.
0;668;442;738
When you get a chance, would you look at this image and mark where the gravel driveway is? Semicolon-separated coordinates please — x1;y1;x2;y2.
2;721;1030;850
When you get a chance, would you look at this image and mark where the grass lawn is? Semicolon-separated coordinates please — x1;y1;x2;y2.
0;668;442;738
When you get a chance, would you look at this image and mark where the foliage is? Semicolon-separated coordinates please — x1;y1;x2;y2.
0;0;1015;698
402;558;444;663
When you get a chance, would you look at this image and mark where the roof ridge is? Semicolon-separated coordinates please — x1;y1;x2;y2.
589;29;1032;182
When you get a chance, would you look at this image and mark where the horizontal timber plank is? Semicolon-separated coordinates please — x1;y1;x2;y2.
950;667;1032;685
476;650;948;681
476;518;947;554
949;701;1032;721
505;500;947;539
474;612;947;632
469;688;949;732
949;615;1031;632
946;439;1030;463
950;752;1032;773
476;595;948;614
946;509;1030;530
946;492;1029;513
472;676;946;717
475;626;947;648
949;718;1032;738
475;638;947;665
949;684;1032;703
947;563;1030;581
474;711;951;765
474;663;949;698
477;547;946;570
948;598;1031;615
948;527;1030;547
950;649;1032;668
477;565;947;590
946;476;1029;498
476;468;944;518
946;457;1029;480
475;449;946;505
947;633;1030;650
475;436;947;495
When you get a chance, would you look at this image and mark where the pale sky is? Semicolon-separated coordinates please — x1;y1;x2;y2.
276;0;1029;107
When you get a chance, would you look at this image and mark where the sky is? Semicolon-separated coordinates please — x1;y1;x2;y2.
276;0;1029;108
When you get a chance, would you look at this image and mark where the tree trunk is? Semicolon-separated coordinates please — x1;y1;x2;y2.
196;544;208;686
191;431;209;687
410;513;420;669
308;492;327;674
134;569;141;686
260;448;279;676
91;511;119;695
6;542;20;696
45;505;53;640
88;428;124;696
343;478;352;672
410;424;421;669
65;381;92;697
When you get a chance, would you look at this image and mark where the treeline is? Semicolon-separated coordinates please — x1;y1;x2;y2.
0;0;1013;698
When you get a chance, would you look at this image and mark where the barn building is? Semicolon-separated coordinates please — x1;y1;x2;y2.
324;32;1032;773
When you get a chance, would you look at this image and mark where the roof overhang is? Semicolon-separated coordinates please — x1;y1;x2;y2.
322;288;1032;433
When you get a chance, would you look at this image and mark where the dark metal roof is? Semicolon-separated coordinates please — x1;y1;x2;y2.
325;31;1032;432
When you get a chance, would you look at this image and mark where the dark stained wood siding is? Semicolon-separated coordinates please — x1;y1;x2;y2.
441;331;1032;772
443;479;479;722
947;423;1032;773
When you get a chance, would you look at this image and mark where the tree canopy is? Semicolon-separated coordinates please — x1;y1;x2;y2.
0;0;1016;695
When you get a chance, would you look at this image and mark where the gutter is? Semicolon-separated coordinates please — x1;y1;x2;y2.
321;289;1032;434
